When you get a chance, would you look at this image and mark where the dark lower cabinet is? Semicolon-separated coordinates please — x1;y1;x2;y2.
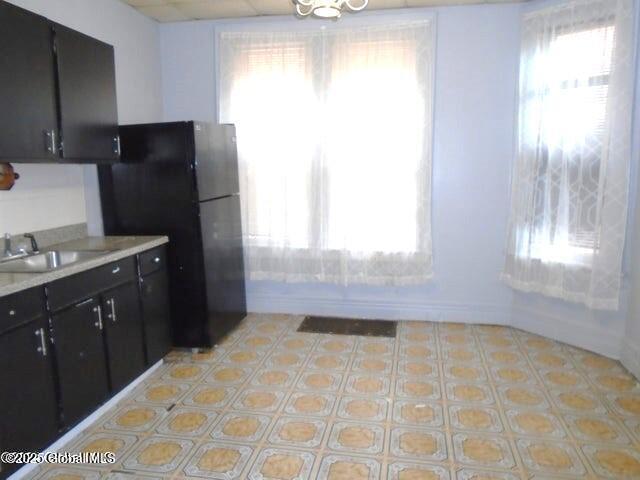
0;317;58;478
51;297;109;429
102;282;146;392
141;269;172;365
1;246;172;477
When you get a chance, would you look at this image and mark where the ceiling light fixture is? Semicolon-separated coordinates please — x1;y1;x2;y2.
294;0;369;19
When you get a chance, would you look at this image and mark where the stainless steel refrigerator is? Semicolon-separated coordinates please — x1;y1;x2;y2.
98;121;246;348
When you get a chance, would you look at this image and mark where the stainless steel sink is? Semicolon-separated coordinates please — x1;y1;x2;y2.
0;250;112;273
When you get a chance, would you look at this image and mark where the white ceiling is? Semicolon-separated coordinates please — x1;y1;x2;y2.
122;0;527;23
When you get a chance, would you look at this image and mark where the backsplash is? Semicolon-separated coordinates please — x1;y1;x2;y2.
17;223;88;250
0;164;87;235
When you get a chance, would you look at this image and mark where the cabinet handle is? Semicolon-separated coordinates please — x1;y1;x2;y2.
113;135;121;155
35;328;47;356
112;266;121;274
154;257;161;264
44;130;57;154
107;298;117;323
93;305;103;330
9;309;15;316
75;298;94;308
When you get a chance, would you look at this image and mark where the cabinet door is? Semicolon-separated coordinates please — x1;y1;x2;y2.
141;270;172;365
102;283;146;392
54;24;119;162
52;298;109;428
0;2;58;161
0;317;58;476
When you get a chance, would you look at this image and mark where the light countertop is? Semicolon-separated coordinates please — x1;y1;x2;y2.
0;235;168;298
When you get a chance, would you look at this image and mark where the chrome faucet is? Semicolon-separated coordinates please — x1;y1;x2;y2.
2;232;36;261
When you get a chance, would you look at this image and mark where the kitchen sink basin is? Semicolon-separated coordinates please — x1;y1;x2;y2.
0;250;113;273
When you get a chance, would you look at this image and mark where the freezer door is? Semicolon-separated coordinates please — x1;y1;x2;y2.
194;123;240;201
199;194;247;343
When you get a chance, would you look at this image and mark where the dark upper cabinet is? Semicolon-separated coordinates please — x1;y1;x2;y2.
0;2;119;164
51;297;110;429
54;24;119;162
101;282;146;392
0;1;58;162
0;317;58;478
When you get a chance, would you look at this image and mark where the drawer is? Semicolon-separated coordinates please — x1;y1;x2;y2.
48;256;136;312
0;287;46;333
139;246;166;277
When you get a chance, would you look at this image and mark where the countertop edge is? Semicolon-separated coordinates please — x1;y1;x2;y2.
0;236;169;298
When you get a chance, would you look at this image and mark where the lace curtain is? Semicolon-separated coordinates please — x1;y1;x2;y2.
503;0;635;309
219;22;435;286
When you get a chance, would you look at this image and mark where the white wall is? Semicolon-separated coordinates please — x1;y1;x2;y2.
0;0;164;236
623;200;640;377
160;2;640;360
622;4;640;378
160;3;521;327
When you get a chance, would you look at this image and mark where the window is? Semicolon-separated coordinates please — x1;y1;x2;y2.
324;38;426;255
227;42;318;250
219;23;434;285
503;0;635;310
526;24;614;265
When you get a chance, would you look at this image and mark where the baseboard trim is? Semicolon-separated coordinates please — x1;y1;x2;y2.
8;360;163;480
621;339;640;380
512;305;622;359
248;293;511;325
249;293;623;358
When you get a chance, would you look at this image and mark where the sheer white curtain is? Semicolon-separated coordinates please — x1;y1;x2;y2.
219;22;434;285
503;0;635;309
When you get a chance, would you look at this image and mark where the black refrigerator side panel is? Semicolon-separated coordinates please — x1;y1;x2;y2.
199;195;247;344
194;123;240;201
99;122;211;347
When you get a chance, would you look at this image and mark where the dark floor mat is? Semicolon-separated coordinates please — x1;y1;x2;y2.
298;316;397;337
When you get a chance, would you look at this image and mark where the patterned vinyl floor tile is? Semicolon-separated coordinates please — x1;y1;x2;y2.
21;314;640;480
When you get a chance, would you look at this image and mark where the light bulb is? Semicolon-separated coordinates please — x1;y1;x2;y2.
314;6;341;18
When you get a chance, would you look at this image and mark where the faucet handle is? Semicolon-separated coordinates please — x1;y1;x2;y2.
23;233;39;253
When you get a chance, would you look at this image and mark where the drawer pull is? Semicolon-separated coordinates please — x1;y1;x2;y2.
9;309;15;316
153;257;161;264
75;298;94;308
112;266;121;274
